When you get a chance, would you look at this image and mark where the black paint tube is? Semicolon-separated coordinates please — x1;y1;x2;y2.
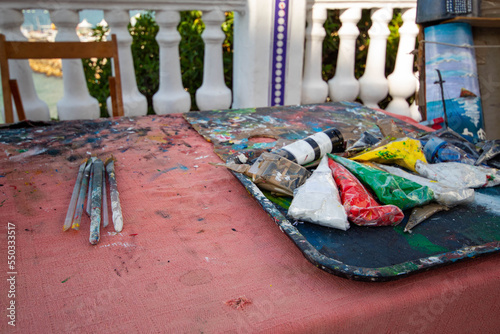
272;128;345;165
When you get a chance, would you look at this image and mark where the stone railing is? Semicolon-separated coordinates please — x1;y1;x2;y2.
301;0;420;120
0;0;420;122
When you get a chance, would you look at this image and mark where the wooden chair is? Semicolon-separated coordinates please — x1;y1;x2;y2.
0;33;124;123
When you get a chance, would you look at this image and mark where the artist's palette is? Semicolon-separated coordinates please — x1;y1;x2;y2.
186;102;500;281
229;158;500;281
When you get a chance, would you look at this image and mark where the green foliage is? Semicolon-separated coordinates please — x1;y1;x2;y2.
82;25;112;118
83;10;405;115
129;12;159;115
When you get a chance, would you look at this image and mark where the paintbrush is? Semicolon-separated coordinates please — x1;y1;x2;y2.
89;159;104;245
105;158;123;233
63;159;88;231
102;165;109;228
86;158;96;216
71;160;93;230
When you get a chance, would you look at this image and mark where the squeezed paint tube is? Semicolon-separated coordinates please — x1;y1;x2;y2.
63;160;88;231
350;137;427;173
106;159;123;233
328;158;404;227
405;204;449;232
248;152;310;196
71;161;93;230
271;128;344;165
475;140;500;168
89;159;104;245
378;164;475;207
288;156;349;231
423;137;477;165
328;154;434;211
415;160;500;188
346;131;380;153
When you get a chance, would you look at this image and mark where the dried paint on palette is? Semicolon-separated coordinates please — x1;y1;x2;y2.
184;102;428;161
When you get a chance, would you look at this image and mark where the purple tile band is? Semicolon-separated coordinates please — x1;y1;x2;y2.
270;0;290;106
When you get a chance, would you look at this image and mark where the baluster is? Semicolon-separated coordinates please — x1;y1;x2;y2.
358;7;392;108
196;10;232;111
328;7;361;102
104;9;147;117
409;71;422;122
51;9;99;120
0;9;50;122
153;10;190;114
386;8;419;118
301;6;328;104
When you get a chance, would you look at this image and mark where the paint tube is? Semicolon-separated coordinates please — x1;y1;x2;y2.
405;204;449;232
288;156;349;231
328;154;434;211
475;140;500;168
350;137;427;173
346;131;380;153
420;128;480;159
271;128;345;165
415;160;500;188
423;137;477;165
377;164;475;207
248;152;311;196
328;158;404;227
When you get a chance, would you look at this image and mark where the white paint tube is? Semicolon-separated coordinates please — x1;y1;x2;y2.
288;156;349;231
377;164;475;207
415;160;500;189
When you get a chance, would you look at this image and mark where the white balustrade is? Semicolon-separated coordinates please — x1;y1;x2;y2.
328;7;361;102
105;9;147;117
51;9;100;120
358;7;393;108
153;10;191;114
195;9;232;111
0;9;50;122
301;6;328;104
0;0;421;123
386;7;419;118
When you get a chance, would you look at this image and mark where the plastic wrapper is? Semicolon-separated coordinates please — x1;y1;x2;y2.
328;154;434;211
415;160;500;188
378;164;475;207
328;158;404;227
405;204;449;232
288;156;349;231
248;153;311;196
350;137;427;172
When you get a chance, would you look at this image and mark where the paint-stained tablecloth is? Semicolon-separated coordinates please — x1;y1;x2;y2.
1;112;499;333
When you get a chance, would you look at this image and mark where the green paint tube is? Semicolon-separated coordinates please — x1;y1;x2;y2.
328;154;434;211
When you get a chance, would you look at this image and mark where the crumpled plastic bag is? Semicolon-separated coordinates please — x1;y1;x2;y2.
288;156;349;231
329;154;434;211
415;160;500;188
378;164;475;207
350;137;427;172
328;158;404;226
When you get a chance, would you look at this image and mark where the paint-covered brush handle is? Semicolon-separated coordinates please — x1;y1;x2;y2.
89;159;104;245
63;160;87;231
106;160;123;233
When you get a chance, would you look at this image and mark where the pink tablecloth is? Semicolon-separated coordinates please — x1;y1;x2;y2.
1;114;499;333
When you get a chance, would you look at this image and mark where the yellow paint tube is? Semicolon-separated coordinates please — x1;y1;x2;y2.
351;137;427;172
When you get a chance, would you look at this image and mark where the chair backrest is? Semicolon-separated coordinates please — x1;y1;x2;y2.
0;33;124;123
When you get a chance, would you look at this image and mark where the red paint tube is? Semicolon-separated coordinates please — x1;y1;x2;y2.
328;157;404;227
